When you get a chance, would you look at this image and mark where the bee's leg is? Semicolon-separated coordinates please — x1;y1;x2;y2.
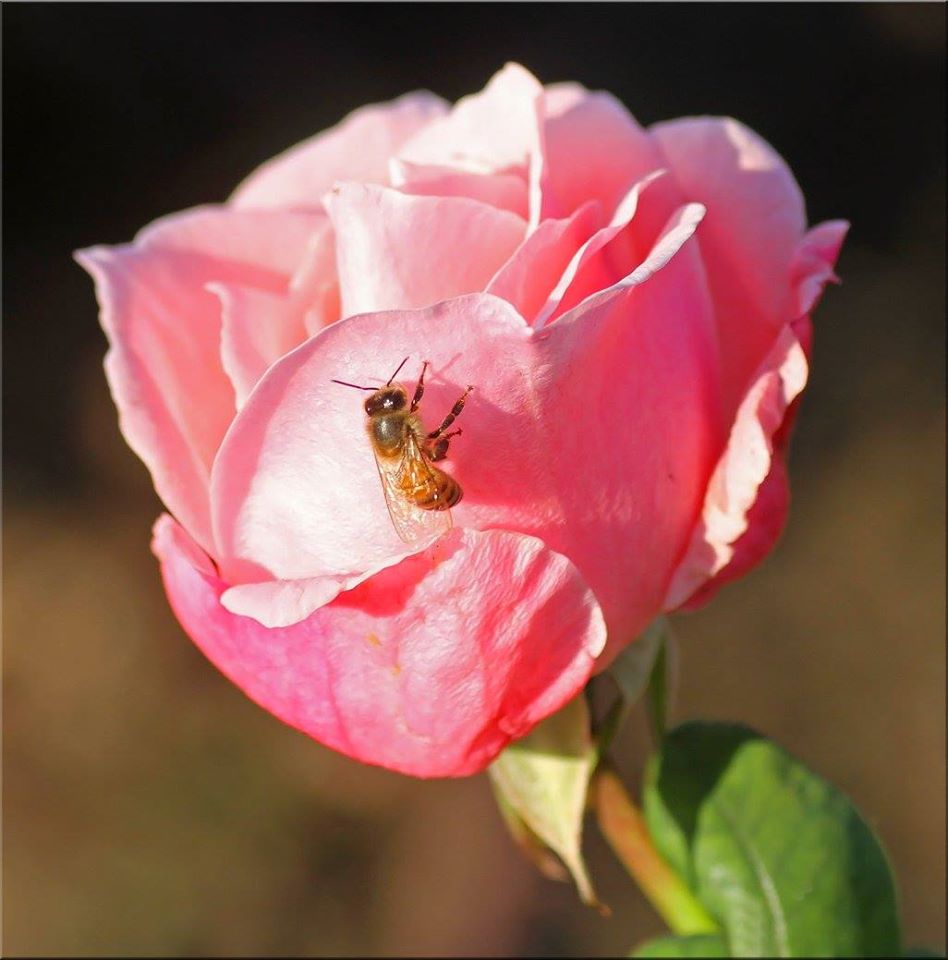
425;429;462;462
410;361;429;412
427;385;474;439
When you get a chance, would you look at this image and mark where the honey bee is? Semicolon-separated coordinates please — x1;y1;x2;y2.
332;358;473;545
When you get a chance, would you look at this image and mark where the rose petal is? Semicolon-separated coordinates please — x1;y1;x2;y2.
76;206;321;552
397;63;550;234
230;91;448;211
209;296;531;584
560;202;710;320
486;200;603;323
791;220;849;317
291;234;341;338
665;219;848;608
534;169;667;328
211;215;341;406
541;83;677;225
153;514;605;777
133;204;320;276
389;158;529;218
326;182;525;316
663;324;808;610
676;457;790;611
212;212;718;657
221;568;377;627
651;117;807;415
286;214;340;328
212;283;309;409
398;63;543;175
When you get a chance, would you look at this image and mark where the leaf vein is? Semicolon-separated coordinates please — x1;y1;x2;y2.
717;799;790;957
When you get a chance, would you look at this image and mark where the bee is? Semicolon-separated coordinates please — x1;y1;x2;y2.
332;358;473;545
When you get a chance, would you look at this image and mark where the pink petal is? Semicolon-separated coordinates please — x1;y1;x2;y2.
665;219;848;608
390;63;545;232
676;457;790;610
651;117;807;416
534;170;668;328
286;215;339;312
541;83;676;226
76;206;321;552
212;283;309;409
486;200;603;323
535;207;719;658
221;569;377;627
663;324;808;610
390;158;528;218
301;282;341;337
791;220;850;317
134;204;321;275
559;203;710;320
212;215;342;406
212;213;719;659
230;92;448;211
153;514;605;777
287;221;341;336
209;296;530;585
326;182;526;316
398;63;543;176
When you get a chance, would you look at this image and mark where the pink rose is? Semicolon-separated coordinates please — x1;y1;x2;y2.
77;64;847;777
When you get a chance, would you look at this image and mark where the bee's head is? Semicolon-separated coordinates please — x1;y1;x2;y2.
364;385;407;416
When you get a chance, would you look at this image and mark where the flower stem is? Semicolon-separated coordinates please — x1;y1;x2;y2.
592;764;720;936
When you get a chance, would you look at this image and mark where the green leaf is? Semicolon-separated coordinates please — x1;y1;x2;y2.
644;722;902;958
595;764;720;935
632;933;729;957
489;694;603;911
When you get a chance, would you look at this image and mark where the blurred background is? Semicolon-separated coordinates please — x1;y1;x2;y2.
3;3;944;956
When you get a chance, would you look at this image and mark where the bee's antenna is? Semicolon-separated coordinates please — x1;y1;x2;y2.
386;356;410;386
330;379;377;391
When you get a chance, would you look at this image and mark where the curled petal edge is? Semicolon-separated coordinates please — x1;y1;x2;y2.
664;220;848;609
152;514;606;778
663;324;807;610
663;322;808;611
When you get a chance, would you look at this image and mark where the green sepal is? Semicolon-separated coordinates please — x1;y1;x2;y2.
489;694;605;912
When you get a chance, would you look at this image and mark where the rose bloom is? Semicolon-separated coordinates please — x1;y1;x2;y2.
78;64;847;777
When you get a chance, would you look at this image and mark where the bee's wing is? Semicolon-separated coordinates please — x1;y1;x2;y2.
374;434;453;547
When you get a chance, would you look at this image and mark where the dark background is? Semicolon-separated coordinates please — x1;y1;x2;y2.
3;3;945;956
